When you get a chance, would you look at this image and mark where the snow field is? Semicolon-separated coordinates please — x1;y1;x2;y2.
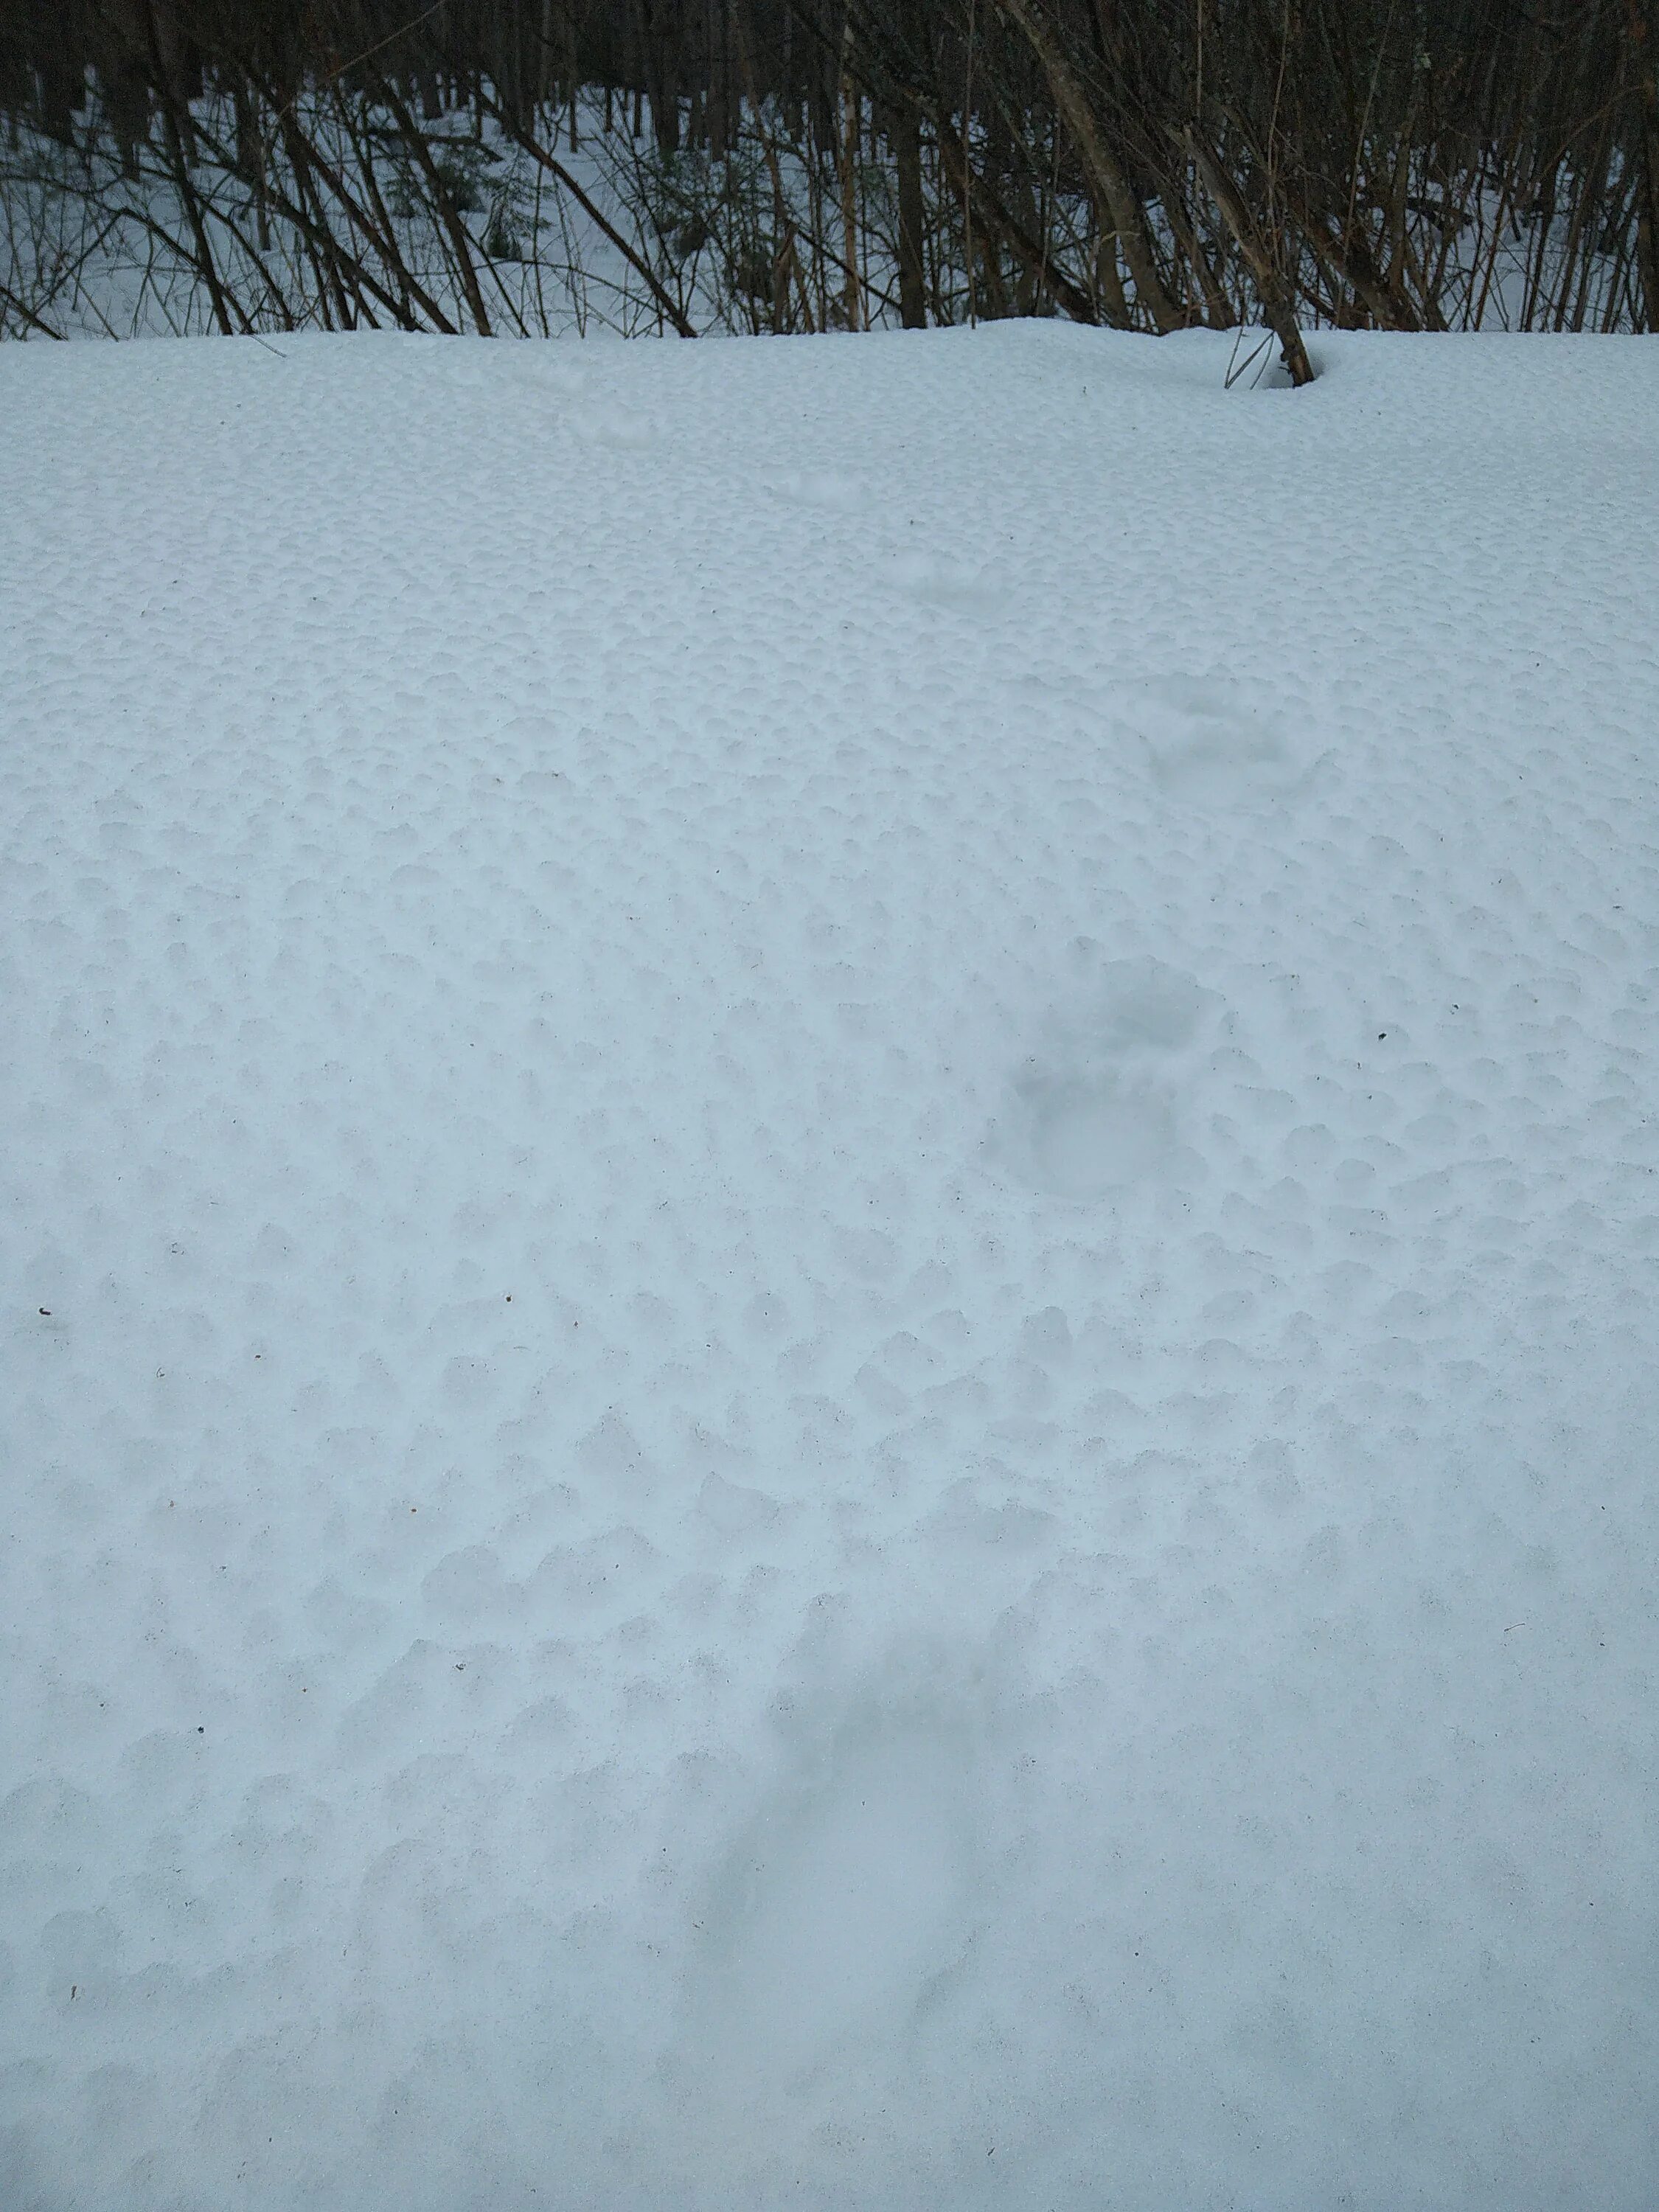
2;322;1658;2208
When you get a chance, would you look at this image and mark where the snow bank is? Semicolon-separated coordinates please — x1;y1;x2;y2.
2;322;1657;2209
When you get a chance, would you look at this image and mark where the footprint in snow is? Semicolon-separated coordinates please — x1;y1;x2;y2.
539;361;590;400
1113;672;1318;807
572;401;658;452
768;467;867;515
986;954;1221;1202
880;550;1001;615
689;1707;975;2087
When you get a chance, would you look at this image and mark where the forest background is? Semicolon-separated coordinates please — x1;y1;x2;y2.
3;1;1657;378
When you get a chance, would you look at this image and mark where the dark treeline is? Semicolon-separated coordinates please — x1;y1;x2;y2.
3;3;1656;360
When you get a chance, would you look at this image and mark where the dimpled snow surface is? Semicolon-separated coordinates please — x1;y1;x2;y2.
3;324;1658;2211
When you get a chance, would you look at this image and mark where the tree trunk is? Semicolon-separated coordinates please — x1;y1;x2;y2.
1627;0;1659;330
893;100;928;326
990;0;1185;333
1184;128;1315;384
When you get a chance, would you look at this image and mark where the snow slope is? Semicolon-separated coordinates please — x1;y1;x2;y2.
2;323;1657;2211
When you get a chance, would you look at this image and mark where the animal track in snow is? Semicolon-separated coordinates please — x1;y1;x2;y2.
768;467;867;515
572;400;658;452
691;1706;975;2087
880;551;1001;614
987;955;1221;1200
1113;672;1316;806
538;361;590;400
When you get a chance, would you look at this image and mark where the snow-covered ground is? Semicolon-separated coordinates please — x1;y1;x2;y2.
3;324;1657;2210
